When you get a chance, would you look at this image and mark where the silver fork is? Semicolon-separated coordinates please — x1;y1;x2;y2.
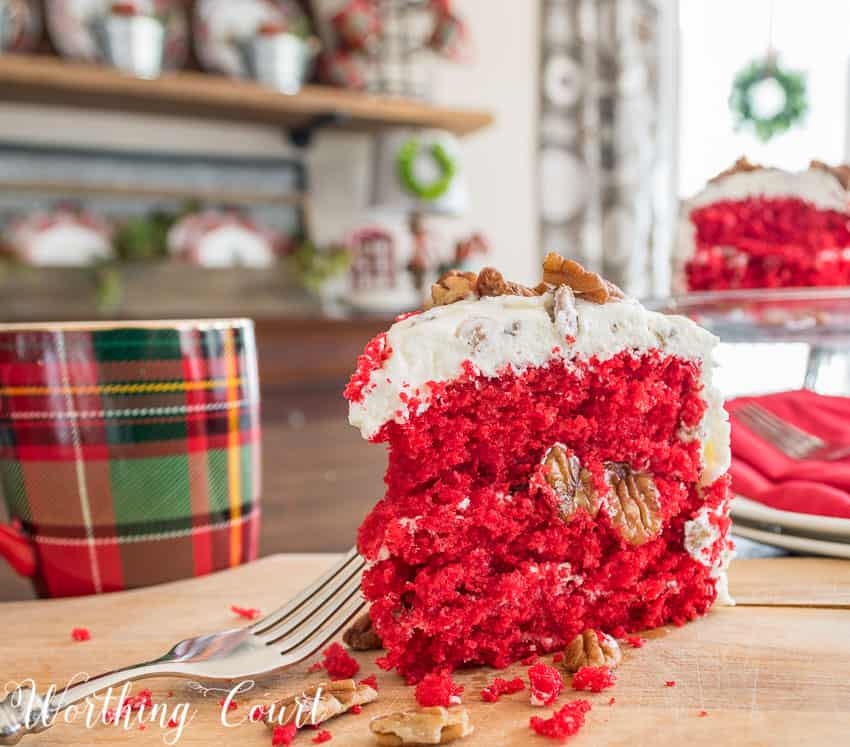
0;548;365;745
734;402;850;461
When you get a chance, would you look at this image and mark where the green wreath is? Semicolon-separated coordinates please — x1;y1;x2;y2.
397;138;457;201
729;58;807;143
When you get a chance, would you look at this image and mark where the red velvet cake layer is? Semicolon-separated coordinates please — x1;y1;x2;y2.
686;197;850;290
354;350;731;682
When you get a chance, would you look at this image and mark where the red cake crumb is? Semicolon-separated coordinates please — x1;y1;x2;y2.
167;718;179;729
552;653;564;664
231;605;261;620
353;345;731;682
124;689;153;712
139;724;146;730
358;675;379;691
481;677;525;703
321;643;360;680
523;654;540;665
625;636;645;648
665;680;676;687
71;627;91;642
308;662;323;673
351;705;363;714
571;666;616;693
312;730;332;743
529;700;592;741
608;697;616;705
698;710;708;717
529;663;564;706
272;723;298;746
686;197;850;291
344;332;392;403
250;705;270;722
218;698;238;711
415;671;464;707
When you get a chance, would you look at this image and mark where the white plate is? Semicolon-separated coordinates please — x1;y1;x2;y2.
732;524;850;559
732;496;850;539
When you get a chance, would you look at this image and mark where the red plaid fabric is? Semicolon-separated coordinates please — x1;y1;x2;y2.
0;320;261;597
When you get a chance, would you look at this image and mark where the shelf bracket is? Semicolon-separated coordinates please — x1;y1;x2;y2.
288;112;352;148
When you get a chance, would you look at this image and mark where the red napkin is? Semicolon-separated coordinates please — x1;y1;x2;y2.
727;389;850;519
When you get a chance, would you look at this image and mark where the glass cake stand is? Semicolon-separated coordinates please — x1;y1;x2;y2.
646;287;850;395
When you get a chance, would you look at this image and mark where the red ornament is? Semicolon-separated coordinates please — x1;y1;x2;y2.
332;0;383;54
427;6;471;61
318;50;368;90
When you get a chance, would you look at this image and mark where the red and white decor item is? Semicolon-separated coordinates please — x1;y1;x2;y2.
0;0;43;53
345;223;420;312
167;209;287;269
3;206;114;266
45;0;188;69
310;0;471;97
193;0;312;78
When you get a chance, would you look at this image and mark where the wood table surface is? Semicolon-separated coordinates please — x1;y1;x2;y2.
1;555;849;746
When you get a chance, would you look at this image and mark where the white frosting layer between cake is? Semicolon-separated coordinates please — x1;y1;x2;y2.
349;293;731;484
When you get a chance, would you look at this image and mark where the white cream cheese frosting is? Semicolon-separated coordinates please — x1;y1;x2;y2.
348;293;731;484
687;167;849;213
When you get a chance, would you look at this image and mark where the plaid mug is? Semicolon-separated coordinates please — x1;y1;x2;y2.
0;319;262;598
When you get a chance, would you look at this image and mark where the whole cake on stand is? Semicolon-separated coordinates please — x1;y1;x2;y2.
676;157;850;292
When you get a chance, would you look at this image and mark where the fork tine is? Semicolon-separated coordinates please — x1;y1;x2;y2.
736;404;817;459
251;547;361;636
742;405;819;455
735;406;800;456
278;593;367;668
274;573;364;653
257;558;365;646
749;405;821;445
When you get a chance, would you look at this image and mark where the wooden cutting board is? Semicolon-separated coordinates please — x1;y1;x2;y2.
2;556;850;746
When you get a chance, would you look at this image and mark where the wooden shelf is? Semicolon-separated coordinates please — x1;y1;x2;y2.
0;55;493;137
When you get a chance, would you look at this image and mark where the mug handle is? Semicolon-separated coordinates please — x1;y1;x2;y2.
0;523;37;577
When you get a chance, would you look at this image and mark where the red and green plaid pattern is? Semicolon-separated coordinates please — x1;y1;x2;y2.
0;320;261;598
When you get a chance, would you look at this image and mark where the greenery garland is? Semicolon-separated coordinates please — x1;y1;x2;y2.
729;58;807;143
397;138;457;201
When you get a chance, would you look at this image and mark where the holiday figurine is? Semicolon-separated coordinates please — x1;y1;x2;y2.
331;0;382;54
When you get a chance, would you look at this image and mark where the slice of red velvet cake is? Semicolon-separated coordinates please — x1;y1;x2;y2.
676;157;850;292
346;254;733;683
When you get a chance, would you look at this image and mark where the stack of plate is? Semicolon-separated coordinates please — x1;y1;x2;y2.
732;496;850;559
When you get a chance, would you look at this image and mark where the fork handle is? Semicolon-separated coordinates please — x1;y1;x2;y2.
0;661;174;745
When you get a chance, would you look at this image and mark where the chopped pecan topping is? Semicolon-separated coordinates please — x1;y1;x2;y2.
604;463;662;545
476;267;539;298
542;444;599;522
370;706;473;746
265;679;377;729
810;159;850;190
343;611;383;651
708;156;763;183
427;254;619;309
428;270;478;308
542;253;622;304
561;630;622;674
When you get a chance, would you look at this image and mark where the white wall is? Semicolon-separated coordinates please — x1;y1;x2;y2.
0;1;539;284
